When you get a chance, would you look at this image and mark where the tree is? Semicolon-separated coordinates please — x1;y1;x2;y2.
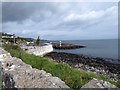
36;36;40;45
13;34;15;45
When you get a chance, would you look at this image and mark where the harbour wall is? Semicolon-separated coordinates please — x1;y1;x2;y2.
21;43;53;56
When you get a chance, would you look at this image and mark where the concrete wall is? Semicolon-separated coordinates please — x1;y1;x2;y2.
21;43;53;56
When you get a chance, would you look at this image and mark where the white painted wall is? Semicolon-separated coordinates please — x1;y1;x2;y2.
21;43;53;56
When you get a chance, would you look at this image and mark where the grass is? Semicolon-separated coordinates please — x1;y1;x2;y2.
3;44;120;89
0;76;2;90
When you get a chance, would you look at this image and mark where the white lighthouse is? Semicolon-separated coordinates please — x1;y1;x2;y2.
60;41;61;47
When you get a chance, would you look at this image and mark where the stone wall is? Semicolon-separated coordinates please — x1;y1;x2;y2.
21;43;53;56
0;47;69;89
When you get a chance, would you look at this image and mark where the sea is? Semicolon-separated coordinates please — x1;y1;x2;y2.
51;39;119;60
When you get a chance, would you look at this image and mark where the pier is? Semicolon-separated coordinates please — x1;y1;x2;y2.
52;43;86;49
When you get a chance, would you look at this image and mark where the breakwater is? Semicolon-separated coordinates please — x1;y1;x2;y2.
20;43;53;56
52;43;86;49
45;52;120;82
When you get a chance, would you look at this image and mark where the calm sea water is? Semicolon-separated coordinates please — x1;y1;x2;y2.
52;39;118;59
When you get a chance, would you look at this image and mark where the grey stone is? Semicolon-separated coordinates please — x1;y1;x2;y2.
81;78;118;88
0;47;69;88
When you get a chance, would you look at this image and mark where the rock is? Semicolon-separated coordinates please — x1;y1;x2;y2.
0;47;69;89
75;64;79;68
45;52;120;82
81;78;118;88
9;65;15;71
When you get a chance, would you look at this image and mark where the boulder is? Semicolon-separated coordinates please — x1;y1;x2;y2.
81;78;117;89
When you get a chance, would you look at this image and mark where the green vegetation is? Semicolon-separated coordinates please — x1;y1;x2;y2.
2;37;33;43
3;44;120;90
36;36;40;45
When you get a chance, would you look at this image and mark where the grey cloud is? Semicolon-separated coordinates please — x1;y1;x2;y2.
2;2;34;22
60;6;117;30
2;2;118;40
2;2;58;23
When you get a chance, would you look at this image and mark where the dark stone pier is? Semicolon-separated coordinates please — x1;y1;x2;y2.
52;43;86;49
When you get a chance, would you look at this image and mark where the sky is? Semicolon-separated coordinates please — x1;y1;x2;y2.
2;2;118;40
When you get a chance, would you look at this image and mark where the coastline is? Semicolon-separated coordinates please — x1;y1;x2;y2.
44;52;120;82
2;44;120;89
51;39;118;60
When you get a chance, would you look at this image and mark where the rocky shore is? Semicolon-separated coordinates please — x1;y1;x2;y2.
45;52;120;82
0;47;119;89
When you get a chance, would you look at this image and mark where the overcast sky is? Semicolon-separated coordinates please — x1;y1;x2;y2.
2;2;118;40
